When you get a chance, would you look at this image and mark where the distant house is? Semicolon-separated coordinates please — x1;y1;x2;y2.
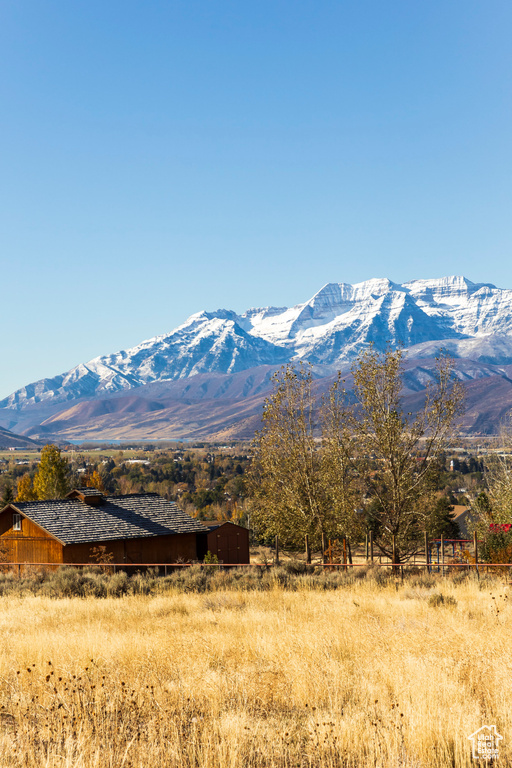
0;488;207;566
451;504;473;539
197;520;250;564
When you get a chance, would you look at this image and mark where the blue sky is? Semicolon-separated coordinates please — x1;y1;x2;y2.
1;1;511;398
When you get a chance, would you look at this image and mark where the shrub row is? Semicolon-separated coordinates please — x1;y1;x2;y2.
0;561;494;598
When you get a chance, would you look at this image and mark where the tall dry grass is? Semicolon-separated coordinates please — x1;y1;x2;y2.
0;572;510;766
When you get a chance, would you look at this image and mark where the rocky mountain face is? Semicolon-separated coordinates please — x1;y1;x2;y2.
3;275;512;438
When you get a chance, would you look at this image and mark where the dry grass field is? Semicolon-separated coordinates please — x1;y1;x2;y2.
0;571;510;767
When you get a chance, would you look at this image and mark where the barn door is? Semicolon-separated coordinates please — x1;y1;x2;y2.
217;531;241;564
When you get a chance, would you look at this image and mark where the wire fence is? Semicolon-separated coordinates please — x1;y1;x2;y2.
2;559;512;578
0;531;503;578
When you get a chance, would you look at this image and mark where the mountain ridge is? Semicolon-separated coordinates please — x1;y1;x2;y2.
4;275;512;438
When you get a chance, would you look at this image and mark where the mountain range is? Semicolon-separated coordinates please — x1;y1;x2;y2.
4;275;512;440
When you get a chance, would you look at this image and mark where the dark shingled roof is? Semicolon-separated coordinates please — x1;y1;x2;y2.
201;520;246;532
12;493;206;545
69;488;103;497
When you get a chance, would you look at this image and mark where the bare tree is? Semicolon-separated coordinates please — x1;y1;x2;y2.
248;364;334;549
249;350;463;562
471;416;512;535
342;347;465;565
320;381;364;541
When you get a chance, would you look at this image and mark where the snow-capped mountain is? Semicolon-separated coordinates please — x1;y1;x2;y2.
4;275;512;412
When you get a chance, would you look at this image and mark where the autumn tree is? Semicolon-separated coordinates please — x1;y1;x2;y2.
320;382;364;540
85;469;106;494
248;350;463;560
248;365;335;548
343;347;465;564
33;444;70;500
15;473;37;502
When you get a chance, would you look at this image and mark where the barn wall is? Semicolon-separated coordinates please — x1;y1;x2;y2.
63;533;198;564
0;507;63;564
207;523;250;564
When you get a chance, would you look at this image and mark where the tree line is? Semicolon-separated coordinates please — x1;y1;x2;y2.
248;347;465;565
7;444;250;523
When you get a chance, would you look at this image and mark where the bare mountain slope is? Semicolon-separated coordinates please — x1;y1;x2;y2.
0;426;41;449
13;360;512;441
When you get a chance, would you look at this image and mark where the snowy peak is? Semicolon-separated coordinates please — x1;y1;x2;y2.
404;275;496;305
4;274;512;411
350;277;403;301
0;310;291;410
298;278;403;317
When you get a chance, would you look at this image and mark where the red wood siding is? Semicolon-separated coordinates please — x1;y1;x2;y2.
63;533;198;564
0;507;63;564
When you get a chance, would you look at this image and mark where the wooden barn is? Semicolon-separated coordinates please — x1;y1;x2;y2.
0;488;207;565
197;520;250;564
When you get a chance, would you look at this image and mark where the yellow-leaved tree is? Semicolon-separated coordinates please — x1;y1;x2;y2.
32;444;70;500
15;473;37;502
85;470;106;494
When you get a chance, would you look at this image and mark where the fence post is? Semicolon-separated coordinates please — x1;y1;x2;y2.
424;531;430;574
322;532;327;565
392;535;397;573
343;537;347;571
305;534;311;564
275;535;280;566
474;530;479;579
347;538;353;567
441;534;445;576
369;531;374;564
